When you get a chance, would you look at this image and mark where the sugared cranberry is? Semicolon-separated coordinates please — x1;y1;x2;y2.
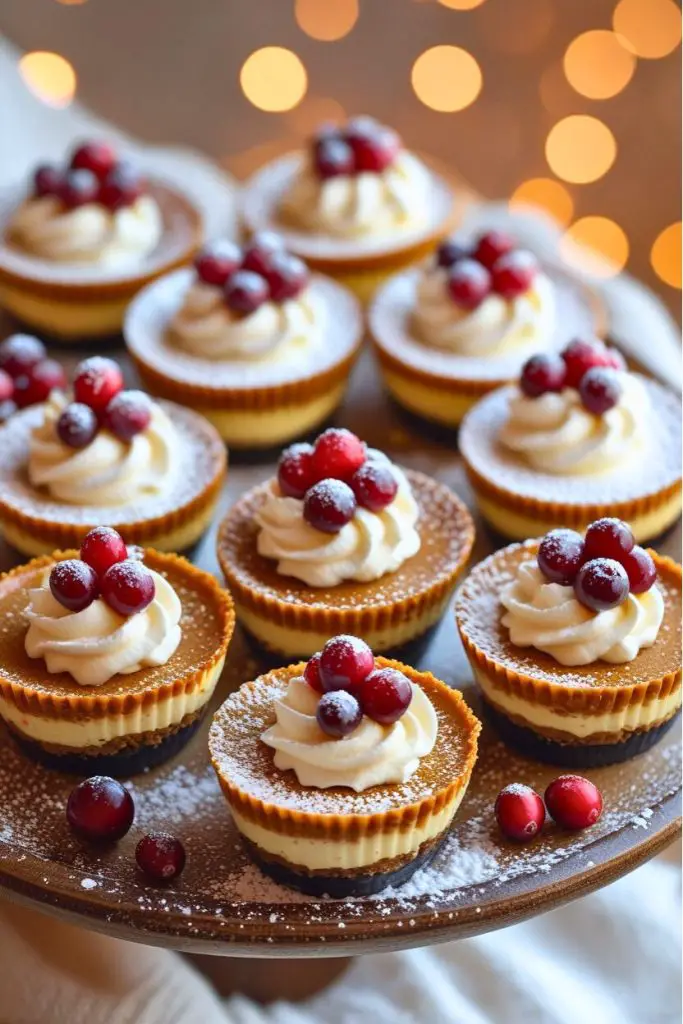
316;690;363;738
33;163;63;198
70;141;117;181
303;479;356;533
473;230;515;270
495;783;545;843
0;399;17;424
561;338;610;389
224;270;269;315
319;634;375;694
491;250;538;299
56;402;98;449
0;369;13;403
73;356;124;413
350;460;398;512
604;347;626;371
58;169;100;209
545;775;603;830
538;528;585;585
579;367;621;415
98;163;145;211
66;776;134;842
583;517;635;562
80;526;128;577
520;353;567;398
265;252;309;302
103;390;152;442
242;232;285;277
314;136;355;179
101;559;155;616
311;428;366;482
50;558;99;612
13;359;66;408
574;557;629;612
277;442;315;499
194;241;242;288
360;667;412;724
447;259;492;310
136;832;186;882
436;237;469;269
347;123;400;173
0;334;46;377
304;652;324;693
621;546;657;594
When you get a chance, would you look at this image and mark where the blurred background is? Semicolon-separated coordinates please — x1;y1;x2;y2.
1;0;681;321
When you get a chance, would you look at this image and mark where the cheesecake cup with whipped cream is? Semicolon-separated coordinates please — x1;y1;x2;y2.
241;117;463;303
456;519;681;767
0;356;226;556
209;638;480;896
0;140;202;342
216;427;475;657
0;530;234;775
369;230;605;428
460;338;682;543
125;235;363;448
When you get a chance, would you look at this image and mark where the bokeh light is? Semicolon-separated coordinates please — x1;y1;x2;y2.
510;178;574;227
651;223;682;289
19;52;76;108
613;0;681;59
295;0;358;41
438;0;486;9
411;46;482;112
545;116;617;184
55;0;88;5
286;96;347;136
478;0;554;55
560;217;629;278
563;31;636;99
240;47;307;112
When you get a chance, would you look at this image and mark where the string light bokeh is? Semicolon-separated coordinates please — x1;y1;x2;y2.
18;51;76;108
411;46;482;112
239;47;307;112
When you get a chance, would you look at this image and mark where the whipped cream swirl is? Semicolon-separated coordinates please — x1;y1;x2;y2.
500;373;646;475
8;194;163;267
25;567;182;686
261;674;437;791
256;454;421;587
501;560;664;667
414;268;556;356
28;392;177;506
282;151;431;239
171;281;321;361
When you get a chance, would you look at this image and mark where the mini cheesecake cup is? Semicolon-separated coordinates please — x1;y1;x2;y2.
209;659;480;896
455;540;682;768
0;549;235;775
125;268;363;449
217;470;475;657
0;182;203;342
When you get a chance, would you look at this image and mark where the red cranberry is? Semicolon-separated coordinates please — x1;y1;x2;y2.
473;230;515;270
70;141;117;181
49;558;99;612
537;528;585;585
33;163;63;198
67;776;134;842
0;334;46;377
579;367;621;415
520;353;567;398
360;667;413;724
605;348;626;371
447;259;492;310
314;136;355;179
224;270;269;315
101;559;155;616
304;652;324;693
495;783;545;843
491;250;538;299
621;546;657;594
316;690;363;738
136;832;186;882
350;460;398;512
583;517;635;562
73;356;124;413
561;338;610;389
104;390;152;442
56;402;98;449
545;775;603;830
0;369;13;403
242;232;285;277
277;442;315;499
265;252;309;302
303;479;357;533
574;557;629;612
0;399;17;424
58;169;100;210
319;634;375;694
80;526;128;577
98;163;145;211
311;428;366;482
313;122;343;145
13;359;66;408
194;241;243;287
346;119;400;173
436;237;469;269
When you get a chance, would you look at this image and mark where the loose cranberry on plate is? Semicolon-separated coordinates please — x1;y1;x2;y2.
574;557;629;612
319;634;375;694
98;163;145;211
224;270;269;316
56;402;99;449
136;832;186;882
561;338;611;389
242;232;285;277
491;250;538;299
303;478;357;533
472;230;515;270
544;775;603;830
277;442;315;499
13;359;67;408
537;528;585;585
81;526;129;577
436;237;469;269
495;783;545;843
33;163;63;198
0;334;46;377
67;776;134;842
360;667;413;724
58;169;100;210
0;369;13;403
579;367;622;415
73;356;124;413
70;141;117;181
194;241;243;288
583;518;634;562
314;136;355;179
350;460;398;513
50;558;99;612
311;428;366;482
265;252;309;302
101;559;155;616
104;390;152;441
447;259;492;310
317;690;363;738
304;652;324;693
520;353;567;398
621;545;657;594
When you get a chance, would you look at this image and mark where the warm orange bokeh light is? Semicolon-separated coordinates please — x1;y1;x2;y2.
19;52;76;108
295;0;359;41
545;116;617;184
478;0;554;55
564;31;636;100
240;48;307;112
287;96;347;136
411;46;482;112
613;0;681;59
560;217;629;278
55;0;89;5
651;223;682;289
510;178;574;228
438;0;486;9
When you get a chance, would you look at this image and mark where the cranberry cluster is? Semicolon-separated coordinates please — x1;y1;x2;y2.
303;635;413;738
49;526;155;617
495;775;603;842
194;232;309;316
54;356;151;449
0;334;66;423
537;518;656;613
435;230;539;310
66;775;186;881
520;338;626;415
311;117;401;179
277;428;399;534
32;141;146;213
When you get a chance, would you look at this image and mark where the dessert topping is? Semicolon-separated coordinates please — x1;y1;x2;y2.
544;775;603;830
0;334;68;421
519;338;625;415
436;230;539;309
312;117;401;178
30;140;149;214
192;233;310;314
